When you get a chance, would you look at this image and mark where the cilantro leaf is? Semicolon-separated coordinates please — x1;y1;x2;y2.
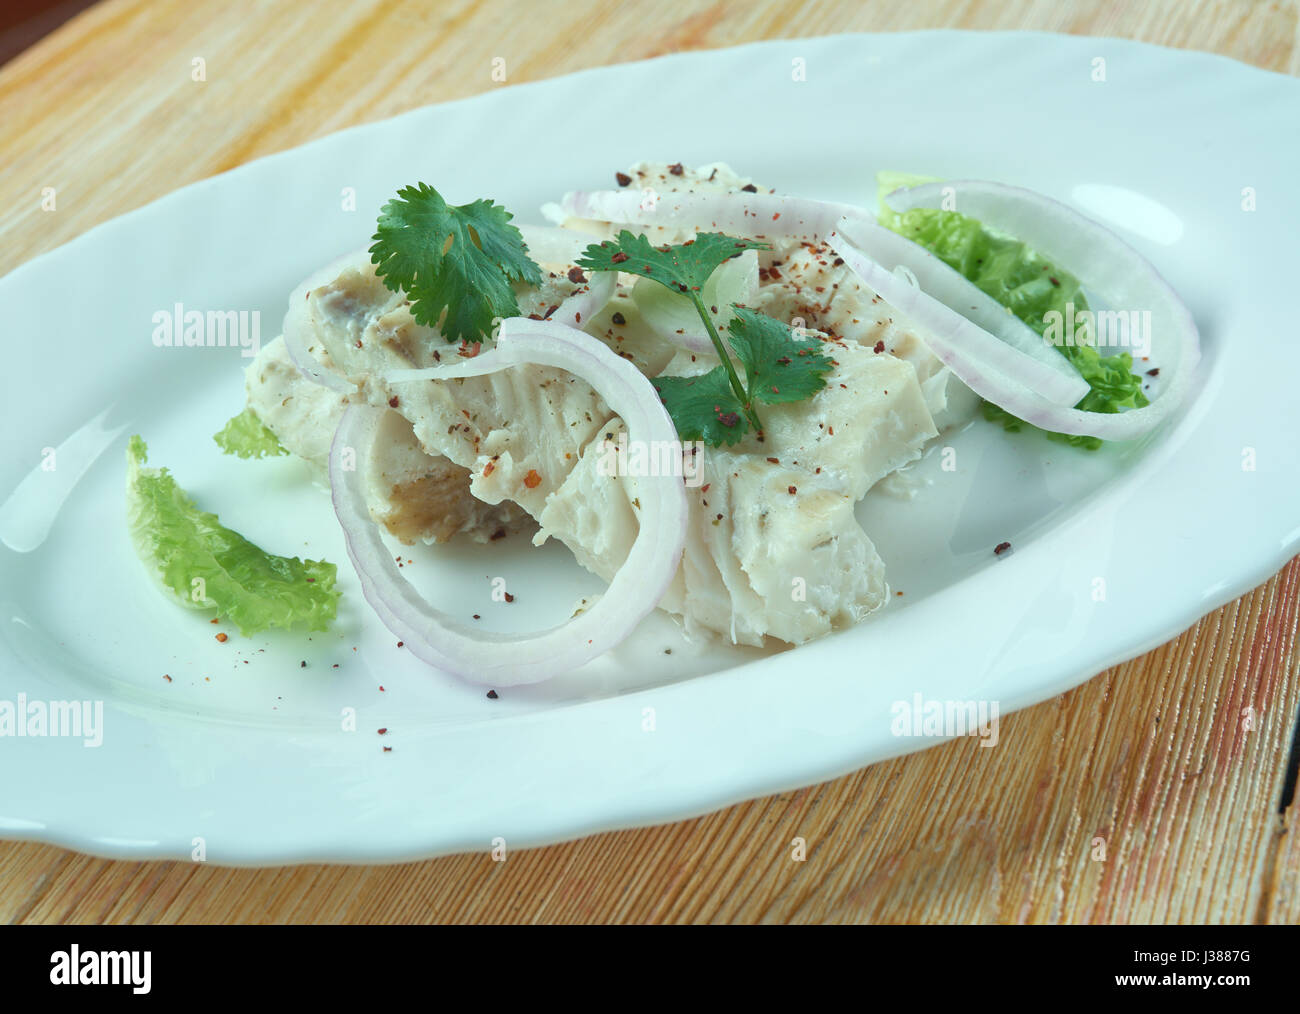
726;306;834;405
577;230;769;294
369;183;542;344
213;408;288;459
652;369;749;446
581;231;770;437
581;231;838;447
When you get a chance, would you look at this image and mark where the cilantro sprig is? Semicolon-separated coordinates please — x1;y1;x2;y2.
369;183;542;344
578;232;834;444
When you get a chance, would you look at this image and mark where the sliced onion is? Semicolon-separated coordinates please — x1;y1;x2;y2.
882;181;1201;440
282;251;362;394
829;220;1090;407
329;317;689;686
555;187;871;243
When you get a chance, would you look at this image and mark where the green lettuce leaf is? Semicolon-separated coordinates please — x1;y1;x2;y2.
876;173;1148;450
213;408;288;458
126;436;340;636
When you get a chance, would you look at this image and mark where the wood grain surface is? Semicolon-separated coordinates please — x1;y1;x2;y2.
1;0;1297;924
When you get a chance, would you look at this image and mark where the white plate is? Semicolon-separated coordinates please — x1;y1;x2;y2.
2;31;1297;865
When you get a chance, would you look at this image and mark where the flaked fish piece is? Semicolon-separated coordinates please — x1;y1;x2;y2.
539;420;888;646
245;336;529;545
758;240;981;430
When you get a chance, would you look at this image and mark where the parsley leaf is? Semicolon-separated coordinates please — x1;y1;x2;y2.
652;369;749;446
369;183;542;344
726;306;834;406
578;230;769;294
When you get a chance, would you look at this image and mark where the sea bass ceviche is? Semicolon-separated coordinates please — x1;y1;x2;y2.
127;162;1199;685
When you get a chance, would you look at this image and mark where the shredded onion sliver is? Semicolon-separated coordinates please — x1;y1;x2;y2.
557;188;869;242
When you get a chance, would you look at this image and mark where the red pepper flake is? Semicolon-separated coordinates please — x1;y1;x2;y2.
383;746;392;752
611;311;626;325
524;469;542;489
994;541;1012;556
766;456;779;464
828;425;834;436
482;460;496;477
741;183;758;193
215;632;227;643
615;172;632;187
787;485;797;495
668;162;684;175
567;266;587;284
1146;367;1160;376
210;617;218;624
379;685;386;692
611;251;629;264
377;728;388;735
388;395;400;408
163;674;172;683
873;340;885;353
504;592;515;603
486;690;499;699
473;614;481;620
1049;277;1060;287
772;213;781;221
332;663;339;669
396;641;404;648
700;483;710;493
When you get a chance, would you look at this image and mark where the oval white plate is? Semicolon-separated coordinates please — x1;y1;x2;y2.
2;31;1297;864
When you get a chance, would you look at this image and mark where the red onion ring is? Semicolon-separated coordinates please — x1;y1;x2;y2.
828;220;1091;408
329;317;689;685
881;180;1201;440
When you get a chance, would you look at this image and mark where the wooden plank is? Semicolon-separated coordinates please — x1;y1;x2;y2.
1;0;1297;924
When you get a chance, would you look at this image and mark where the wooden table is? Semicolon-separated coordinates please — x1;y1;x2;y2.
2;0;1297;924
